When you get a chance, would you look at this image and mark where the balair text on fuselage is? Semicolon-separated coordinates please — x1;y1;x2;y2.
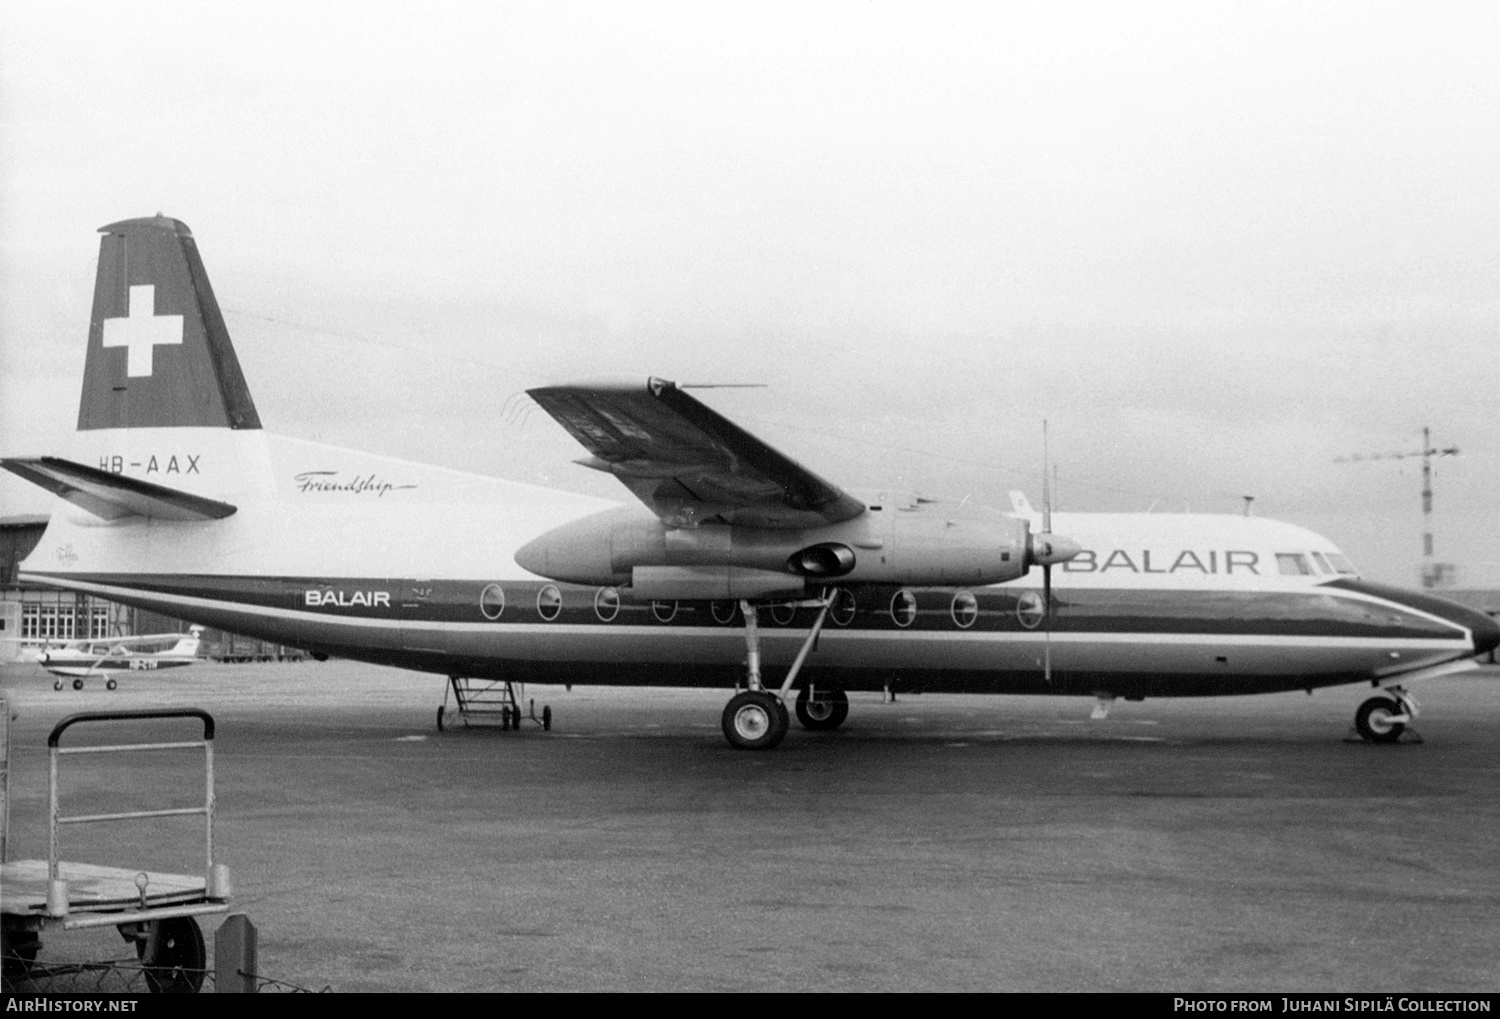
1065;549;1261;574
304;589;391;608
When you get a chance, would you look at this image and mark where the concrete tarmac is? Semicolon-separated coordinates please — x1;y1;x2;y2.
2;660;1498;992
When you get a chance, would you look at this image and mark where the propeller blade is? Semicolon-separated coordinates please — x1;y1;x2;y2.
1042;420;1051;536
1042;419;1053;684
1043;562;1052;684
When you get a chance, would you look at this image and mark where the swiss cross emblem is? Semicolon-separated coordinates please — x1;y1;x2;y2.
101;285;184;377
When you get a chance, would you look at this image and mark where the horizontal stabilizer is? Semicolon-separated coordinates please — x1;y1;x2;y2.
0;456;237;522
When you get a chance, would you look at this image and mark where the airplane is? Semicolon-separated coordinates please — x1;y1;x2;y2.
6;628;204;690
1;216;1495;749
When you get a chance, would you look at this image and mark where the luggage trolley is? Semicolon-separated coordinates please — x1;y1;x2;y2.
0;706;231;993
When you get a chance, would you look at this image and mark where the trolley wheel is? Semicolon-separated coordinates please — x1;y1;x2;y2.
135;917;206;993
106;679;118;691
795;687;849;730
53;680;63;691
1355;696;1405;744
542;705;552;731
72;679;84;691
722;691;790;751
436;705;445;731
1;924;41;987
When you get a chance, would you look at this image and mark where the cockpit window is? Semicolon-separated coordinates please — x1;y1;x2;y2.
1276;553;1312;576
1310;551;1333;574
1324;553;1359;575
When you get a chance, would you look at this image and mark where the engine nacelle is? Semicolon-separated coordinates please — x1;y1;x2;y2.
514;498;1037;592
630;566;804;601
788;543;856;577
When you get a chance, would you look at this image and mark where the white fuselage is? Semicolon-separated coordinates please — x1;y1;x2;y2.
17;425;1492;699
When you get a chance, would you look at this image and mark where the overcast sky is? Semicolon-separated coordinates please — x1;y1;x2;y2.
2;1;1496;587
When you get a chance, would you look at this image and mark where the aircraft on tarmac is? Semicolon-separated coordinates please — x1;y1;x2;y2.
2;216;1495;749
6;628;203;690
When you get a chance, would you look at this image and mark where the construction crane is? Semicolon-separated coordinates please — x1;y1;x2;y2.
1335;427;1460;589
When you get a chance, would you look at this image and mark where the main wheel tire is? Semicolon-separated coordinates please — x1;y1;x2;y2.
436;705;445;731
1355;696;1405;743
795;687;850;730
542;705;552;731
136;917;206;993
72;679;83;691
106;679;117;691
722;691;789;750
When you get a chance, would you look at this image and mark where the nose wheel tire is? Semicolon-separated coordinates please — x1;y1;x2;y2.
795;687;849;730
722;691;790;750
1355;696;1405;743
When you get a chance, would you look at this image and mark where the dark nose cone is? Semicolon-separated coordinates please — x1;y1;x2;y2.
1473;611;1500;658
1326;579;1500;658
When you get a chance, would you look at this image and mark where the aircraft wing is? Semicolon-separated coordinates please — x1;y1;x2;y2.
0;456;237;522
99;632;202;645
527;378;866;529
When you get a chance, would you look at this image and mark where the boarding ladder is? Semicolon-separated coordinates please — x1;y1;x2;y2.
437;678;551;732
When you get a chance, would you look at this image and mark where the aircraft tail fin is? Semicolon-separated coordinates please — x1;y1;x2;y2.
0;456;237;521
79;216;260;431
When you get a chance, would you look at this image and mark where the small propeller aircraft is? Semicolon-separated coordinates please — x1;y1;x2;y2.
8;628;203;690
1;216;1496;748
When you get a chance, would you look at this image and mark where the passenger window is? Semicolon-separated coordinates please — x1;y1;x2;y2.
536;585;563;621
951;591;978;629
479;583;505;620
828;588;857;626
1275;554;1312;576
890;590;918;627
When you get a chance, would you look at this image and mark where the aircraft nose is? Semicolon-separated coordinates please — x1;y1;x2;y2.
1472;610;1500;659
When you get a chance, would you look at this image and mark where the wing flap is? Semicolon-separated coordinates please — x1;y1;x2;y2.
0;456;237;522
528;378;865;528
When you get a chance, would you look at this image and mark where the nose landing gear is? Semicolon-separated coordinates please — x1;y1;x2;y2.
1354;686;1420;744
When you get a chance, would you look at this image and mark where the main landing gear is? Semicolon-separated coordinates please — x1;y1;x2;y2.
720;594;845;750
1354;686;1419;744
795;686;849;730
